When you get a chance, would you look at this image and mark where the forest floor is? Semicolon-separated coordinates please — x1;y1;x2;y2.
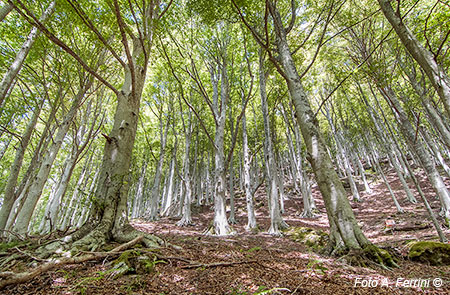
2;168;450;294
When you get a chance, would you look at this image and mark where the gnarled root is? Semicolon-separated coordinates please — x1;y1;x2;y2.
0;223;165;290
337;245;399;270
112;223;164;248
176;217;194;227
0;235;144;290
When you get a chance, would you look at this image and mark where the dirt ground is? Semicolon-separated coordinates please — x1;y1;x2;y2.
2;168;450;294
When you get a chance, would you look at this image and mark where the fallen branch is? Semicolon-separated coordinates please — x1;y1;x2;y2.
181;259;258;269
14;246;45;262
0;235;144;290
388;224;432;232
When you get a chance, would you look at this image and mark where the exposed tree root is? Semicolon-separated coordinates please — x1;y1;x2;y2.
336;245;399;270
176;218;194;227
0;235;144;290
228;217;238;224
299;210;319;219
202;222;236;236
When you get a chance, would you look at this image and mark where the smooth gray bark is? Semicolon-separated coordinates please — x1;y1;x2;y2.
147;115;170;220
242;98;257;230
11;82;90;235
378;0;450;117
177;114;193;226
0;1;55;107
0;2;12;22
0;97;44;231
259;50;287;235
268;1;370;251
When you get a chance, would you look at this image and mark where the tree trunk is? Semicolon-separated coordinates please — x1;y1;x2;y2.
378;0;450;117
132;161;147;219
0;2;13;22
211;54;233;236
0;96;44;231
66;1;167;250
0;1;55;107
11;81;90;235
242;96;257;230
161;156;175;217
146;115;169;220
177;115;193;226
268;2;373;254
259;49;287;235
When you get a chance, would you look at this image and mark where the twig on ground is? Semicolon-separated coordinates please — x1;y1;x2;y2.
13;247;45;262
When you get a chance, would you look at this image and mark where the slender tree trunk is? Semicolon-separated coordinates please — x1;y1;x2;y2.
227;109;237;224
177;115;193;226
378;0;450;117
356;154;372;194
59;160;90;232
242;96;257;230
162;156;176;216
76;169;98;228
0;96;44;231
11;82;90;235
132;161;147;219
0;1;55;107
259;49;287;235
267;2;373;253
211;54;233;236
289;102;316;217
147;116;170;220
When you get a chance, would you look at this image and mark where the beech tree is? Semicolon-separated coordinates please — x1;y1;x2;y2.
4;0;173;249
1;0;449;274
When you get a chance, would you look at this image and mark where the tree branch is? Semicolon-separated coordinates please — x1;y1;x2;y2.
65;0;127;69
112;0;136;97
0;236;144;289
10;0;119;96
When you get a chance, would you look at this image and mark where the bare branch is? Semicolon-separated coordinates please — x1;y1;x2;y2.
158;0;173;19
285;0;296;34
112;0;136;96
10;0;119;96
65;0;127;69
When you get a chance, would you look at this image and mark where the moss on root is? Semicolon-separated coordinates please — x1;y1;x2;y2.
336;245;399;269
283;227;328;250
408;241;450;266
109;250;166;278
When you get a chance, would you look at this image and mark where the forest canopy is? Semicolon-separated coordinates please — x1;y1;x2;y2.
0;0;449;292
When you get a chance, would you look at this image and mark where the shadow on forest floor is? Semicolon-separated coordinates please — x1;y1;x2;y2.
3;168;450;294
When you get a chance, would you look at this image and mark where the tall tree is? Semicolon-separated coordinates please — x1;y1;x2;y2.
233;0;397;265
378;0;450;117
9;0;172;248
